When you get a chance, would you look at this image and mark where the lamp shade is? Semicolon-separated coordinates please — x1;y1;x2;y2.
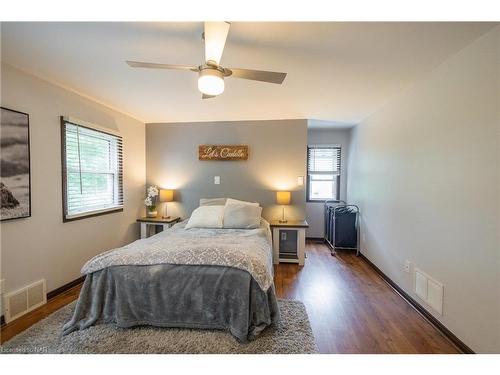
159;189;174;202
276;191;291;205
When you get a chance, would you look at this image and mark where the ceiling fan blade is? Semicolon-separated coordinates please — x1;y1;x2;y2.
202;93;216;99
227;68;287;84
126;61;198;72
204;22;230;66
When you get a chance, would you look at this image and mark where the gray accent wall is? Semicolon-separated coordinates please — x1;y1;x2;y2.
146;120;308;221
347;26;500;353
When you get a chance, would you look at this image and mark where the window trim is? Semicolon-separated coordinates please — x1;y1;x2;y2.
60;116;123;222
306;145;341;203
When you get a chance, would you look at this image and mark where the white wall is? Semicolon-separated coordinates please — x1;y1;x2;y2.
347;27;500;353
0;64;146;301
306;128;352;238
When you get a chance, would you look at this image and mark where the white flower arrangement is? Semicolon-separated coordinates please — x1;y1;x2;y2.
144;185;159;212
147;186;159;197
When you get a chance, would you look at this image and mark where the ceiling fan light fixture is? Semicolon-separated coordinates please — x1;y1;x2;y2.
198;68;224;96
127;22;287;99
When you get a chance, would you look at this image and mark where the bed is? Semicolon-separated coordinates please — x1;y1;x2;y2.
62;213;279;342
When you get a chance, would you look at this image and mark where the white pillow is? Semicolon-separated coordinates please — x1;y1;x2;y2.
199;197;227;206
223;201;262;229
185;206;224;229
225;198;259;207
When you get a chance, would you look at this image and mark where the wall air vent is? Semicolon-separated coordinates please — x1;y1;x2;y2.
414;269;444;315
3;279;47;323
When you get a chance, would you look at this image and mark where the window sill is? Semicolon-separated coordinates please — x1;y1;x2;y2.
63;207;123;222
306;199;341;203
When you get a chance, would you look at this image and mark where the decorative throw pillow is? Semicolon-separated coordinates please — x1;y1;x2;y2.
223;201;262;229
225;198;259;207
199;197;227;206
185;206;224;229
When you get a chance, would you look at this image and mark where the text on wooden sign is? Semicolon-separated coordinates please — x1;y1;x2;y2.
199;145;248;160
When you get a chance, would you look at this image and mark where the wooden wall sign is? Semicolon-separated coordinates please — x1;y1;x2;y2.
199;145;248;161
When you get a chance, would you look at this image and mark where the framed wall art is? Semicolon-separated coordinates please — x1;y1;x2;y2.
1;107;31;221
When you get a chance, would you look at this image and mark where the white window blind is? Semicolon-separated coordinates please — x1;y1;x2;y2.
307;147;341;201
62;118;123;220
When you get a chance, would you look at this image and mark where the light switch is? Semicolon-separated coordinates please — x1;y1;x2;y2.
297;176;304;186
214;176;220;185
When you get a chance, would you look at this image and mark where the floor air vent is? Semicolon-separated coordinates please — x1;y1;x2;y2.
3;279;47;323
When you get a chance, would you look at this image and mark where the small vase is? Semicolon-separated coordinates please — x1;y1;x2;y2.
147;210;158;218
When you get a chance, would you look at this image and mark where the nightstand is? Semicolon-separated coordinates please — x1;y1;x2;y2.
137;216;180;239
269;220;309;266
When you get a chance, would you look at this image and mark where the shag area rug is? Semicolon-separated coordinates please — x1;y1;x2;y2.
1;299;317;354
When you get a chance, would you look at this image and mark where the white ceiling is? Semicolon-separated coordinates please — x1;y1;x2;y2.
1;22;496;125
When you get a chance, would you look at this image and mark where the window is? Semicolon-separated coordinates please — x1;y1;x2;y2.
61;117;123;221
307;146;341;202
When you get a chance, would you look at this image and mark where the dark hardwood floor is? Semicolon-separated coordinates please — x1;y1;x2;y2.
274;242;459;353
1;241;459;353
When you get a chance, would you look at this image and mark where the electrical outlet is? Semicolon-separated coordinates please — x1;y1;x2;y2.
297;176;304;186
404;260;411;273
214;176;220;185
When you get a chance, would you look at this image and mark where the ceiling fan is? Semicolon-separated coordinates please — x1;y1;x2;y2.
126;22;287;99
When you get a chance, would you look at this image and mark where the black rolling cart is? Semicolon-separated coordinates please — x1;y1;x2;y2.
324;201;359;256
